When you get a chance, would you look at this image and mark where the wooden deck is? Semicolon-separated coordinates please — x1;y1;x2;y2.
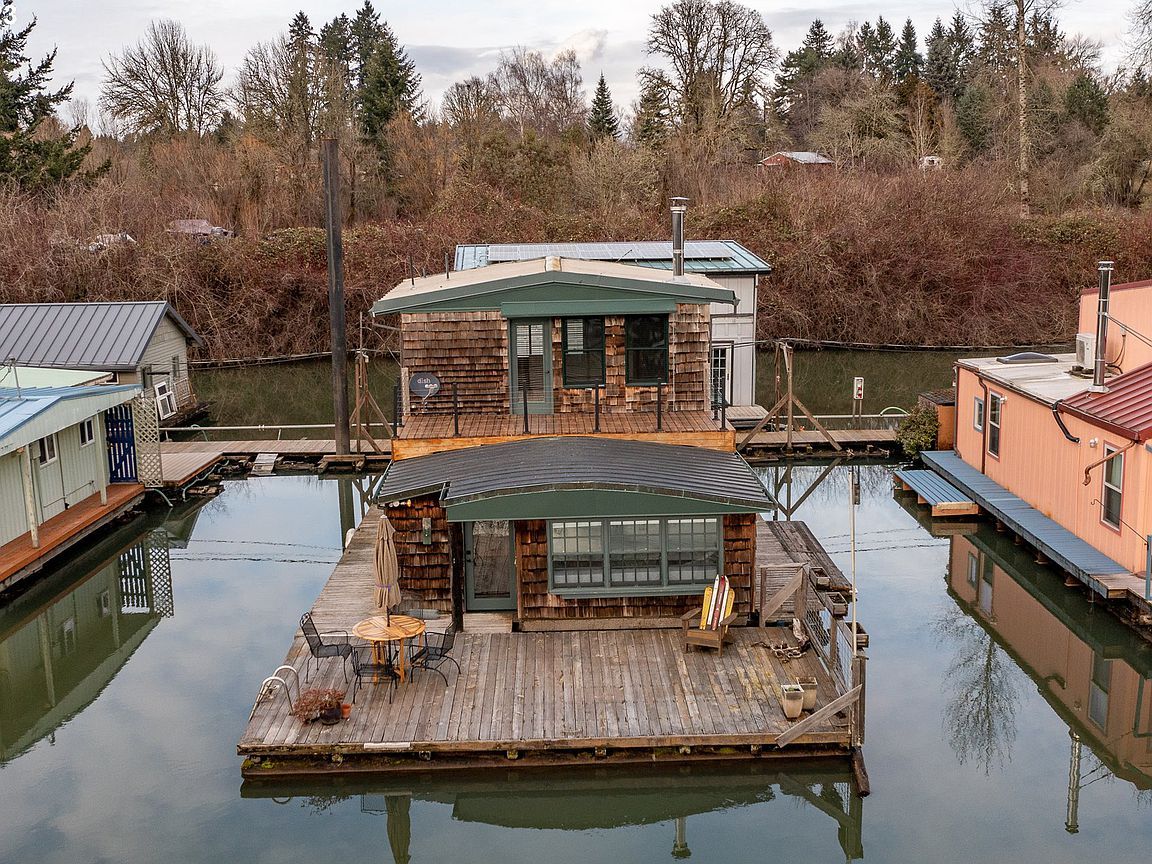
0;483;145;592
894;468;980;517
159;447;227;488
742;428;898;452
239;511;858;776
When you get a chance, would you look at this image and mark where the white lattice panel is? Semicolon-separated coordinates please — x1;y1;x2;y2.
132;394;163;487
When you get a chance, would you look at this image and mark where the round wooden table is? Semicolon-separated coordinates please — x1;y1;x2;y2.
352;615;426;683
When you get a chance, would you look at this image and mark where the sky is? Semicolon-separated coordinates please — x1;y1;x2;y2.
22;0;1137;123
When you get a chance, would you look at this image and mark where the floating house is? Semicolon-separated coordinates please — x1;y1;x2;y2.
453;202;771;423
0;382;145;592
924;263;1152;619
759;151;834;168
0;301;204;424
372;253;773;622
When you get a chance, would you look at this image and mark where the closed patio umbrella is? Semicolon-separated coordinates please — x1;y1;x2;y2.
385;794;411;864
374;516;402;623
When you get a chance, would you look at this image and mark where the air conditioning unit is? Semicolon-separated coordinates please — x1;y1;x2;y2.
1074;333;1095;370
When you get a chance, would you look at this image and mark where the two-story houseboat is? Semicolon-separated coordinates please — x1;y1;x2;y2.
370;252;775;627
923;263;1152;623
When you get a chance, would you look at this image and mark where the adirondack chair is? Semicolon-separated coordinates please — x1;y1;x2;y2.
681;575;738;655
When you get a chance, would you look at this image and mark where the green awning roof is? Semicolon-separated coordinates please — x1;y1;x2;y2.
376;437;774;521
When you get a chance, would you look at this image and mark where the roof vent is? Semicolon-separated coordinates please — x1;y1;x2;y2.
995;352;1060;364
545;255;561;272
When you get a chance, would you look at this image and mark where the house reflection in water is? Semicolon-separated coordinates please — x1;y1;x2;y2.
244;762;865;861
945;526;1152;826
0;505;194;761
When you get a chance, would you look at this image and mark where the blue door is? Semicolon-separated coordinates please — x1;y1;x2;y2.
105;405;138;482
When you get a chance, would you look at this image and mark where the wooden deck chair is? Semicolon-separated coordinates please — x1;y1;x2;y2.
680;575;738;655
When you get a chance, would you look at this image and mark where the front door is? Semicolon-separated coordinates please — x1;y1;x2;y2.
710;343;732;408
510;320;552;414
465;520;516;610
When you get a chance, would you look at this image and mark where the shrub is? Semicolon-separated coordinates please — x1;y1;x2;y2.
897;402;940;458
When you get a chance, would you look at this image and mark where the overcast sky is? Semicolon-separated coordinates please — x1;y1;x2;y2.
22;0;1136;121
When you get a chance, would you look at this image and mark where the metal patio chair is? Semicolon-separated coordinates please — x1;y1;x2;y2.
349;645;397;704
409;623;460;685
299;612;352;682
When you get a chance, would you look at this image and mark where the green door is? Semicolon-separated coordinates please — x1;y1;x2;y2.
465;520;516;610
509;319;552;414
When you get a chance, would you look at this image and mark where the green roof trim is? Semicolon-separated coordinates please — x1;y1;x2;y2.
372;268;735;315
446;489;759;521
500;299;676;317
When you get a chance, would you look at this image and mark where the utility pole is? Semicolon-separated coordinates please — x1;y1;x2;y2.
322;138;351;455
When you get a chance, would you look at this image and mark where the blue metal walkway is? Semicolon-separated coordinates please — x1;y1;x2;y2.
921;451;1139;601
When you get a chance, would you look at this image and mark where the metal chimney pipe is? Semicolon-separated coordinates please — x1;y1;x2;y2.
670;197;688;277
1092;260;1114;392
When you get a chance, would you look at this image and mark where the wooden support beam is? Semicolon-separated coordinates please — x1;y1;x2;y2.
776;685;863;749
758;566;806;624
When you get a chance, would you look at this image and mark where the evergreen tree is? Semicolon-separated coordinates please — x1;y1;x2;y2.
588;73;619;141
774;19;836;129
894;19;922;81
632;76;670;147
349;0;382;88
359;21;421;143
803;18;834;57
856;22;877;72
1064;72;1108;134
925;18;961;100
871;17;898;79
0;0;91;189
957;82;992;152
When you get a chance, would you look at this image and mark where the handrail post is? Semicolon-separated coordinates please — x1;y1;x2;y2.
594;386;601;433
721;392;727;430
453;383;460;437
522;387;529;434
392;382;401;436
656;383;663;431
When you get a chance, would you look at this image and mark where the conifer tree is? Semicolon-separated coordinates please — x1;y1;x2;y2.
870;17;898;79
359;21;421;143
0;0;91;189
893;19;922;81
925;18;961;99
632;76;670;147
588;73;619;141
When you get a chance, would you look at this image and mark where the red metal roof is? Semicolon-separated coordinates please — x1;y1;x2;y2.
1060;361;1152;440
1080;277;1152;296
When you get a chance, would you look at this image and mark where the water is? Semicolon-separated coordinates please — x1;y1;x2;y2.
3;461;1151;861
193;348;973;433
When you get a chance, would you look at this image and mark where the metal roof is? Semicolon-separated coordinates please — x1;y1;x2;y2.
0;384;140;455
762;151;834;165
374;257;735;316
454;240;771;274
957;354;1090;406
0;302;203;372
1060;361;1152;441
377;437;774;519
0;367;110;388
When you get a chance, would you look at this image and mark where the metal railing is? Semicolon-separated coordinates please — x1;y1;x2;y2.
248;665;301;722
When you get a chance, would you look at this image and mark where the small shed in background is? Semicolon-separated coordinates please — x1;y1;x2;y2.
918;387;956;450
759;151;834;168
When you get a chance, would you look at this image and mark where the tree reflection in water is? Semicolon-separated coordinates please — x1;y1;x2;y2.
935;605;1024;774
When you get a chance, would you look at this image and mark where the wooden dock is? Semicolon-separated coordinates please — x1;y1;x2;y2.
238;512;863;776
742;428;898;453
0;483;145;593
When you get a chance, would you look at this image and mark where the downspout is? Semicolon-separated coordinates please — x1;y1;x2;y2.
1051;400;1080;444
1082;439;1137;487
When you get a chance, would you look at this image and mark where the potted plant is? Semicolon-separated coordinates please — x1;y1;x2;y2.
291;688;345;725
794;675;818;711
781;684;805;720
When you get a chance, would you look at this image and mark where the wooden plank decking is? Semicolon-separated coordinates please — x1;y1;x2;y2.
894;468;980;517
742;428;898;451
0;483;145;592
239;511;855;775
159;447;227;488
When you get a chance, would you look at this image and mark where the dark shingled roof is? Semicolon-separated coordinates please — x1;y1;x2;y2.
0;301;202;372
378;437;774;513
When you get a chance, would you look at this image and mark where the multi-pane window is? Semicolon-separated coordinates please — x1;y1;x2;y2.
561;317;605;386
79;417;95;447
1102;446;1123;529
549;517;721;593
966;552;979;588
512;320;547;405
710;346;730;407
37;434;57;465
987;393;1002;457
1089;653;1112;730
973;397;985;432
550;521;604;588
624;315;669;385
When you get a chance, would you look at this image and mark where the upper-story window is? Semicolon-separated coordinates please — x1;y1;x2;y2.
1101;445;1123;529
987;393;1003;457
973;396;985;431
625;315;669;385
561;317;605;386
37;434;57;465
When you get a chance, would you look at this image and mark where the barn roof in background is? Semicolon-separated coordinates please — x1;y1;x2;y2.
0;302;203;372
454;240;771;275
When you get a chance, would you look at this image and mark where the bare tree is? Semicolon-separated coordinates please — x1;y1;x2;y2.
645;0;778;128
488;47;586;138
1130;0;1152;69
441;76;501;134
100;20;224;136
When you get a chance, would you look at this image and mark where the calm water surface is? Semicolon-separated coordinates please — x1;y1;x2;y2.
2;463;1150;861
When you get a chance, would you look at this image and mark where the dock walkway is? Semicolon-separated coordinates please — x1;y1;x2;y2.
922;450;1145;604
239;512;858;776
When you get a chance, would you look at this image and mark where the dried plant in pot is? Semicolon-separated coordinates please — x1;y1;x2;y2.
291;688;345;725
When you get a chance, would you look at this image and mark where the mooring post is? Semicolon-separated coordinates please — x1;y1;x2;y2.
322;138;350;455
656;382;663;431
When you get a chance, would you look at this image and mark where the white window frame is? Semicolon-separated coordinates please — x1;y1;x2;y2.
1101;445;1123;530
154;380;177;420
79;417;96;447
973;396;985;432
987;393;1002;458
37;433;58;465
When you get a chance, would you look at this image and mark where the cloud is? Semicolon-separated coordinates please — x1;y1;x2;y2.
555;28;608;63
